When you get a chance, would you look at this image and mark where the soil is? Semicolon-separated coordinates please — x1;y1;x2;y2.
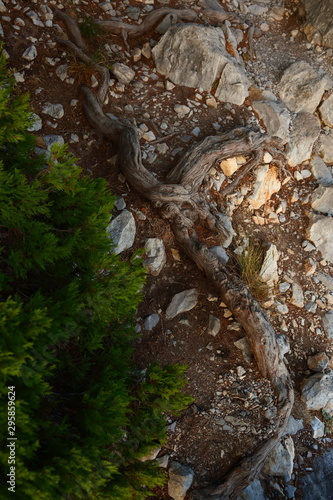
3;0;333;498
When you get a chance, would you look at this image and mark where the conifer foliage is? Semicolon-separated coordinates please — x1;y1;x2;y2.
0;53;192;499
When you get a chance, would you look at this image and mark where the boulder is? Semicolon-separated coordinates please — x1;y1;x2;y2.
301;449;333;500
285;112;321;167
301;370;333;413
262;436;295;480
319;93;333;127
248;165;281;209
165;288;198;320
311;186;333;215
322;310;333;340
144;238;167;275
278;61;327;113
303;0;333;48
310;156;333;184
168;461;194;500
106;210;136;254
252;100;290;144
306;212;333;263
152;24;249;105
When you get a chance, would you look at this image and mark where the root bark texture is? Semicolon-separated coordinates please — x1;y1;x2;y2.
55;8;294;499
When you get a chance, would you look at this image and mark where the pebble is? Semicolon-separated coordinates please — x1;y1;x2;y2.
22;45;37;61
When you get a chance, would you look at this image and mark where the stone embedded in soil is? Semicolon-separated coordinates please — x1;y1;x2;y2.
306;213;333;263
27;113;42;132
55;63;68;81
208;245;229;265
285;112;321;167
317;271;333;292
290;282;304;308
259;243;280;286
307;352;330;372
301;370;333;412
319;93;333;127
42;103;64;119
22;44;37;61
144;313;160;331
279;60;327;114
311;417;325;438
310;155;333;185
317;129;333;163
252;99;290;144
143;237;167;276
322;310;333;340
248;165;281;209
219;157;240;176
262;436;295;480
111;62;135;85
207;314;220;336
165;288;198;320
311;186;333;215
284;415;304;436
303;0;333;48
139;447;161;462
106;209;136;255
168;461;194;500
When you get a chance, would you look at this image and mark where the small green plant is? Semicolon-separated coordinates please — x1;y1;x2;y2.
79;16;102;42
233;239;270;301
322;410;333;434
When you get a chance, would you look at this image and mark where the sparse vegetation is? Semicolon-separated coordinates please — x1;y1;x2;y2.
322;410;333;435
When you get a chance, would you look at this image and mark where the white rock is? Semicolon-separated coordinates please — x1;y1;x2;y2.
322;310;333;340
106;210;136;255
56;63;67;81
27;113;42;132
310;156;333;184
42;103;64;119
144;238;166;275
319;93;333;127
207;314;221;336
174;104;190;116
168;461;194;500
144;313;160;331
263;436;295;480
311;186;333;215
22;45;37;61
142;131;156;142
311;417;325;438
252;100;290;144
285;112;321;167
259;244;280;286
301;371;333;413
279;61;327;113
165;288;198;320
112;63;135;84
290;282;304;308
248;165;281;209
306;213;333;263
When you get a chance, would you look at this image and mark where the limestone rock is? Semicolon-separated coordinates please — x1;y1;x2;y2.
252;100;290;144
259;244;280;286
301;449;333;500
311;417;325;438
310;156;333;184
285;112;321;167
311;186;333;215
279;61;327;113
22;45;37;61
207;314;221;336
208;245;229;265
248;165;281;209
144;238;167;276
240;479;268;500
319;93;333;127
144;313;160;331
42;103;64;119
290;282;304;308
168;461;194;500
106;210;136;255
262;436;295;480
219;157;240;176
307;352;330;372
301;370;333;413
112;63;135;84
165;288;198;320
27;113;42;132
152;24;249;105
303;0;333;48
317;130;333;163
306;212;333;263
323;310;333;340
284;415;304;436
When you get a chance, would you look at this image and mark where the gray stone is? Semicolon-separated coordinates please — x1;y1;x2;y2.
144;313;160;331
43;135;64;150
279;61;327;113
317;271;333;292
152;24;249;105
259;244;280;287
285;485;297;500
144;238;167;276
290;282;304;308
285;112;321;167
303;0;333;48
301;370;333;413
112;63;135;84
252;100;290;144
317;130;333;163
323;310;333;340
27;113;42;132
55;63;68;81
22;45;37;61
157;454;170;468
319;93;333;127
308;352;330;372
301;449;333;499
165;288;198;320
216;213;234;248
240;479;268;500
306;212;333;263
310;155;333;184
208;245;229;265
115;197;126;210
168;461;194;500
262;436;295;480
284;415;304;436
234;337;253;364
311;417;325;438
207;314;221;336
106;210;136;255
311;186;333;215
42;103;64;119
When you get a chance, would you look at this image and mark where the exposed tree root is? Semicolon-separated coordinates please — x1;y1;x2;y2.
55;9;295;500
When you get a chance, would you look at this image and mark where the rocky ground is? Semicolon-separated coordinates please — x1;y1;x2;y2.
3;0;333;498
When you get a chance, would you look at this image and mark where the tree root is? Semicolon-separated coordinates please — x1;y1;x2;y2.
54;8;294;500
